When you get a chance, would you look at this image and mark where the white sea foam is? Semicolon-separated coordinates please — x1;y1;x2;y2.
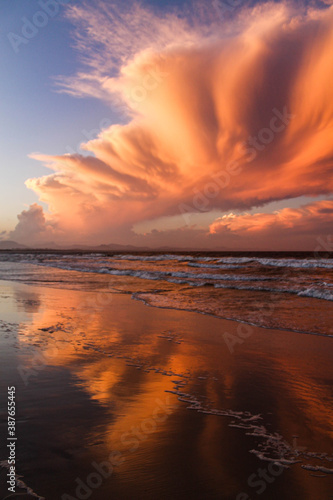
257;258;333;269
168;271;276;281
213;283;289;293
212;256;333;269
1;253;333;306
188;263;242;270
298;287;333;301
37;260;332;303
164;384;333;476
216;257;254;264
112;254;196;262
301;465;333;474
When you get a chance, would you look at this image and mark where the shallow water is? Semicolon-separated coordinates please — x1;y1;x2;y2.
0;251;332;336
0;275;332;499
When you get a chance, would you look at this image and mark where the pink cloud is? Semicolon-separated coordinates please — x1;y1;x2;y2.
10;204;57;245
16;2;333;247
208;199;333;249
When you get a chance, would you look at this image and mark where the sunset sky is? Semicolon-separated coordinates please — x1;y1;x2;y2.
1;0;333;250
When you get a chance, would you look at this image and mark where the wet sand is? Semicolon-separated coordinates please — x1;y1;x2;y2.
0;278;332;499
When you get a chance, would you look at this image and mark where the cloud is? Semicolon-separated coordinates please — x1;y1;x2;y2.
21;1;333;247
209;199;333;249
10;204;56;245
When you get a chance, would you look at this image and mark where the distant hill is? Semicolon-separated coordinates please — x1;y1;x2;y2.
0;241;153;252
0;240;28;250
69;243;152;252
0;241;204;252
0;241;209;252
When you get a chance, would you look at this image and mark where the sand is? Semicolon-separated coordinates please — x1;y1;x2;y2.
0;278;332;499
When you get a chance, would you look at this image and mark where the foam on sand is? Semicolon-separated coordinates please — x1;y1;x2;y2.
0;460;45;499
164;381;333;476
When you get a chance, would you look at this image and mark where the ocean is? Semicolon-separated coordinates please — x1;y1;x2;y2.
0;251;332;336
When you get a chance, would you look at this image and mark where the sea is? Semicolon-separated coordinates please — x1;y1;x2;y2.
0;250;332;337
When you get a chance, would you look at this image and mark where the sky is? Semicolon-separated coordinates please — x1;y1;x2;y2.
1;0;333;250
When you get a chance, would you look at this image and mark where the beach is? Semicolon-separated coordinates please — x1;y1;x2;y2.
0;263;332;499
2;0;333;496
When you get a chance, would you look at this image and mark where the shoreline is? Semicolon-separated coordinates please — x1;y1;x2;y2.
0;277;332;499
131;290;333;339
0;251;332;339
2;272;333;339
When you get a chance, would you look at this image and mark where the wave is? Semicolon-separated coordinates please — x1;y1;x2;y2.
188;263;242;269
101;268;279;283
8;260;278;284
111;254;333;269
298;287;333;301
167;271;277;282
257;258;333;269
112;253;196;262
212;256;333;269
214;283;333;301
102;268;333;301
1;253;332;301
113;254;257;265
1;252;333;269
214;283;289;293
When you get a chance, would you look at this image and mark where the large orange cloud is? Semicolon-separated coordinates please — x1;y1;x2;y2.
20;2;333;246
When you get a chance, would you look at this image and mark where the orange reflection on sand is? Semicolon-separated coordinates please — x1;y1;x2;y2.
5;279;333;499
